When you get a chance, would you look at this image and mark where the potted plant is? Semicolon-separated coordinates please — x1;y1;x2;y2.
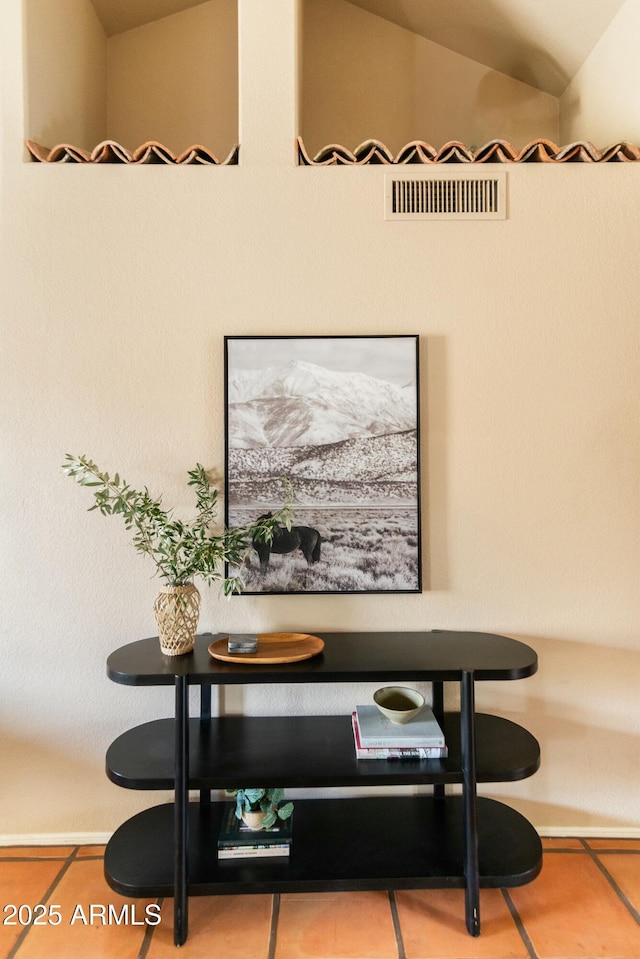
62;454;292;655
226;787;294;831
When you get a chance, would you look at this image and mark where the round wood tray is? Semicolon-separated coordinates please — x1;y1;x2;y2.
208;633;325;665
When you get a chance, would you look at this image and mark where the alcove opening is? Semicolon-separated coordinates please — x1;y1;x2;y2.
24;0;238;163
299;0;640;165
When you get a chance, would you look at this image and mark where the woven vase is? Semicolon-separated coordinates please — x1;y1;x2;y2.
153;583;201;656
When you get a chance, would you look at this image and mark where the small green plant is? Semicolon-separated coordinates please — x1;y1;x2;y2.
62;455;292;593
227;788;294;830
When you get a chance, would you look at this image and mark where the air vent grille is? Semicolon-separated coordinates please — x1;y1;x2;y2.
385;172;506;220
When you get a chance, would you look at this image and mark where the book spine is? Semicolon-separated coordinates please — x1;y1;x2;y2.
355;745;448;759
218;845;290;859
218;838;292;848
357;738;446;748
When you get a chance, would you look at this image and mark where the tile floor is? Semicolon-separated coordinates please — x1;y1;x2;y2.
0;839;639;959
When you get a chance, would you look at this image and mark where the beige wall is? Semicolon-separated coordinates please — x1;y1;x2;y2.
301;0;559;155
107;0;238;158
24;0;107;150
2;0;640;840
560;0;640;145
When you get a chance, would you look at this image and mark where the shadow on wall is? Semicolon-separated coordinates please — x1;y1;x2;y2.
422;336;447;594
457;0;570;94
478;632;640;831
463;1;569;148
0;732;126;836
472;68;563;148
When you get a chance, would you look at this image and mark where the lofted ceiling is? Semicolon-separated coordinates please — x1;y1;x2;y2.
344;0;628;97
90;0;628;98
90;0;210;38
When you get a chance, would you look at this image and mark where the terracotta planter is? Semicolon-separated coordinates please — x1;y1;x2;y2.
153;583;200;656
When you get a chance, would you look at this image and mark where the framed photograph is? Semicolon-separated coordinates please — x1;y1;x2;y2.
224;335;421;594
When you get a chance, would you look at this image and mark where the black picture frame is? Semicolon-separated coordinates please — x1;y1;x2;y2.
224;334;421;594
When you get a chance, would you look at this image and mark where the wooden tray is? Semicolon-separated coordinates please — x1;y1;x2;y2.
208;633;324;665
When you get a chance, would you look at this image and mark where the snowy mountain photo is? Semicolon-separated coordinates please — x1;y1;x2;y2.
227;359;416;448
225;336;421;594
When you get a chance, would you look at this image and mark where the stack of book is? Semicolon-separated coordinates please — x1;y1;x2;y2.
217;803;293;860
352;705;448;760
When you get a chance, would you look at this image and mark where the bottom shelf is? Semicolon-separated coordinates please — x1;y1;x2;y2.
105;796;542;897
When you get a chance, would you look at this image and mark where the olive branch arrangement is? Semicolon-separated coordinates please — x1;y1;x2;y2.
62;454;293;594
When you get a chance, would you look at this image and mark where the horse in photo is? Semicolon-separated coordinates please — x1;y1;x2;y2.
253;513;322;568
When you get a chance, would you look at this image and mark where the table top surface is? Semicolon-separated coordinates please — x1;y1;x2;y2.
106;630;538;686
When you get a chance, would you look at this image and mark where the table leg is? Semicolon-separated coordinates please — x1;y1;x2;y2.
461;669;480;936
174;675;189;946
432;681;445;801
199;686;212;806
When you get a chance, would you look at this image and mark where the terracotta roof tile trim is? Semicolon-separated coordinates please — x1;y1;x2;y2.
297;136;640;164
25;136;640;165
25;140;239;165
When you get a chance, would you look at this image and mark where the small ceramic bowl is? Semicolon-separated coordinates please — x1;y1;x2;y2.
373;686;425;724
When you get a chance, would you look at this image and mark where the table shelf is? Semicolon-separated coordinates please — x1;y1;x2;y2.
106;713;540;789
105;796;542;897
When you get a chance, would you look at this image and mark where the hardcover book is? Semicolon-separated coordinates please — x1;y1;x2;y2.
218;844;290;859
217;802;293;859
354;704;446;748
351;713;448;759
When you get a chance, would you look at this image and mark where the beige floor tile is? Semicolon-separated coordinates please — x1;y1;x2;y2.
146;895;273;959
275;890;397;959
14;857;152;959
0;859;66;957
599;853;640;916
509;851;640;958
395;888;528;959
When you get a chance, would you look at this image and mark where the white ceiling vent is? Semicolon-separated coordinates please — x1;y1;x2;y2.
385;171;506;220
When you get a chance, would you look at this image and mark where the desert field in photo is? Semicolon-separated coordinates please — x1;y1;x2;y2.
228;505;420;593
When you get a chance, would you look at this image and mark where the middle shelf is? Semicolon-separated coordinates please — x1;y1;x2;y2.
106;714;540;789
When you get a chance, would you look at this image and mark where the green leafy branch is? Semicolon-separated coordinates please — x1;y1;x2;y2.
62;455;293;591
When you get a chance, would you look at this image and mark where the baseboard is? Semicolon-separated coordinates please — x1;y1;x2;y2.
537;826;640;839
1;826;639;847
0;833;112;847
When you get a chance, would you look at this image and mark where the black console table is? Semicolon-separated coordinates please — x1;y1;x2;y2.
104;630;541;945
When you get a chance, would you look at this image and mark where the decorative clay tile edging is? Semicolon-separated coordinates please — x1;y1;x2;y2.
25;139;239;165
26;135;640;165
297;136;640;165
